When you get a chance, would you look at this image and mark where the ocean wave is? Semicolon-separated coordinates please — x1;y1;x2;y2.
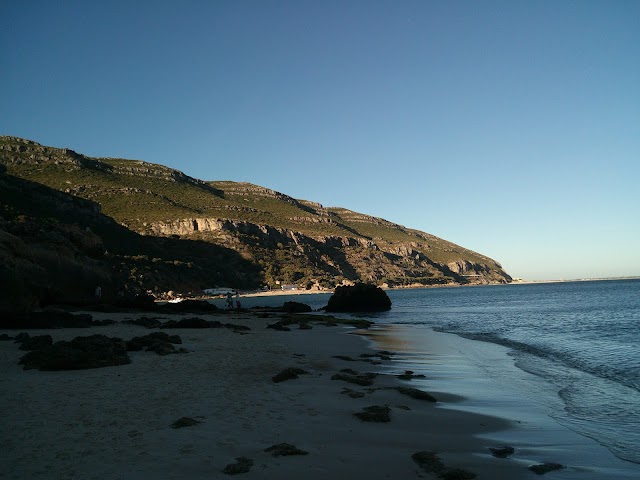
431;327;640;394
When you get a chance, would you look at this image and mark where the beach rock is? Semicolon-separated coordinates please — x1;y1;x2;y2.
91;319;116;326
127;332;186;356
281;301;312;313
331;372;376;386
338;318;374;329
123;316;163;328
397;370;427;380
224;323;251;332
440;468;477;480
145;342;173;355
341;387;366;398
528;463;565;475
19;334;130;370
18;334;53;351
324;283;391;312
489;446;515;458
251;302;311;314
361;352;392;361
333;355;356;361
171;417;201;428
148;341;189;355
127;332;182;351
14;332;30;343
223;456;253;475
1;311;93;329
272;367;310;383
267;321;290;331
354;405;391;422
412;451;445;473
394;386;437;402
264;443;309;457
377;350;395;356
0;334;13;341
161;317;219;328
158;300;218;313
411;452;476;478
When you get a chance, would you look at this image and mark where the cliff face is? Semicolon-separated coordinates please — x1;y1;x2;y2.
0;136;512;292
141;216;510;286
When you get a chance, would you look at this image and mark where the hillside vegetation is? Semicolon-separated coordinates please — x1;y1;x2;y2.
0;135;511;304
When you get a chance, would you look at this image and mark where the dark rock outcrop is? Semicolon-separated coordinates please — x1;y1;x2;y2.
396;370;427;380
14;332;30;343
324;283;391;312
341;387;366;398
224;323;251;333
333;355;356;361
412;451;445;473
264;443;309;457
123;316;163;328
1;311;93;329
161;317;221;328
17;334;53;351
353;405;391;422
126;332;182;351
489;446;515;458
19;334;130;370
394;386;437;402
171;417;201;428
91;319;115;326
223;456;253;475
412;451;477;479
157;300;218;313
528;463;565;475
147;342;186;355
253;301;312;314
331;372;376;386
272;367;309;383
267;321;291;331
281;301;312;313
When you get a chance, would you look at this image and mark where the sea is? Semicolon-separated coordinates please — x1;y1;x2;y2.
219;279;640;475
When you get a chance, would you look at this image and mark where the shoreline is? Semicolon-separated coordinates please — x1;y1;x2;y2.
360;324;640;479
2;309;529;479
197;275;640;303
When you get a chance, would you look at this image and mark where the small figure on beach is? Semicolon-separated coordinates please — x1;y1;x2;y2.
226;291;234;309
235;292;242;310
94;285;102;302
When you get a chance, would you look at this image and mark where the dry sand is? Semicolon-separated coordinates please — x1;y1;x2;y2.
0;310;531;479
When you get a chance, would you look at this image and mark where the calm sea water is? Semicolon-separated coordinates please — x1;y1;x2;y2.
375;280;640;465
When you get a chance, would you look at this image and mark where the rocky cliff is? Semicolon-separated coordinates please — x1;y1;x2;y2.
0;136;512;294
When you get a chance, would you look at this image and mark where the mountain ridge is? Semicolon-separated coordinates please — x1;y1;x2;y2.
0;135;511;303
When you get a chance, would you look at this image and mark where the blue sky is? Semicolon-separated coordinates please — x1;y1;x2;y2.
2;1;639;280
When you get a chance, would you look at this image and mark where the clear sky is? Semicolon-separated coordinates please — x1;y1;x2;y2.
2;1;639;280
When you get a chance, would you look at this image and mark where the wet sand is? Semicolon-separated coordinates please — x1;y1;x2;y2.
360;324;640;480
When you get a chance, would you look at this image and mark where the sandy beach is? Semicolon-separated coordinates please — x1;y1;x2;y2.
0;308;539;480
